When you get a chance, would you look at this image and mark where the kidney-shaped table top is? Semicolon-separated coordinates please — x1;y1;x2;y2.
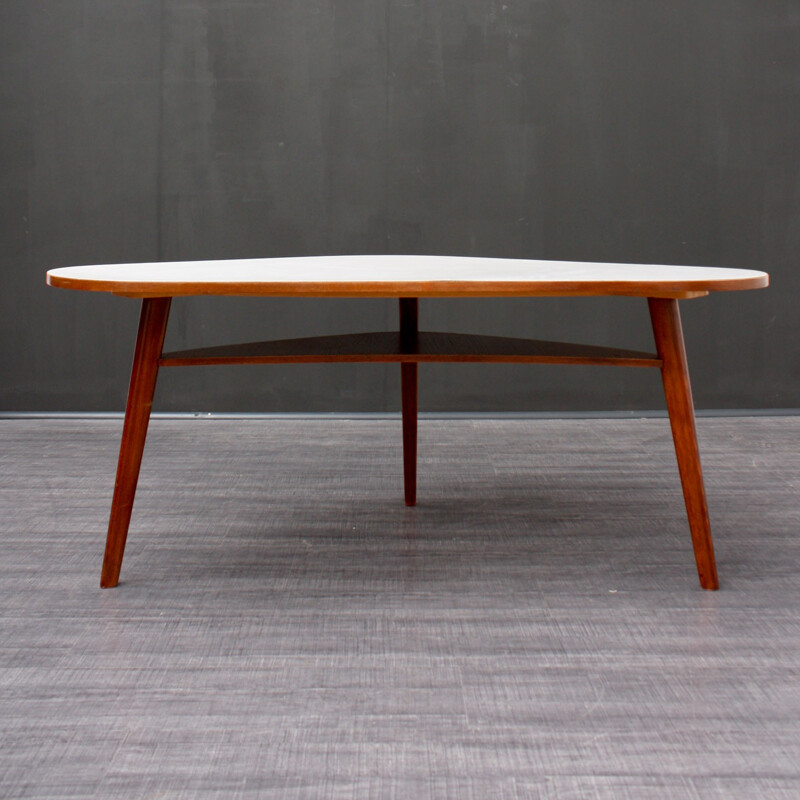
47;255;768;299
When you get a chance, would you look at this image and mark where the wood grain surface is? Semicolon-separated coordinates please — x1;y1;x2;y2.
158;331;663;367
649;298;718;590
101;298;171;588
400;298;419;506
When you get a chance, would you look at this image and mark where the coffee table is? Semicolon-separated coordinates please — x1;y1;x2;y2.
47;255;768;590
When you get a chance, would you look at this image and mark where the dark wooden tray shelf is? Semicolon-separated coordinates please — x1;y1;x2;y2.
159;331;661;368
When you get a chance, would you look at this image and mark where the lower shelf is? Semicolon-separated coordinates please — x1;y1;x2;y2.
159;331;661;368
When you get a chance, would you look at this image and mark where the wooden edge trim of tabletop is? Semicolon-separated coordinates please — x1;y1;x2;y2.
46;273;769;298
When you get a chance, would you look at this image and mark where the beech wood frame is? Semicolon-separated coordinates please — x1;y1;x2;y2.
99;296;718;591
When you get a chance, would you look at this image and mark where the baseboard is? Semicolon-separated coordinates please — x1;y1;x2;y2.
1;409;799;420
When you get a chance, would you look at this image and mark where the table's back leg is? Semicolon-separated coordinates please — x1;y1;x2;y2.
401;362;418;506
648;297;719;590
101;297;172;588
399;298;419;506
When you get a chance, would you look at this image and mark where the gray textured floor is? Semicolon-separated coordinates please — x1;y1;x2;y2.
1;417;799;799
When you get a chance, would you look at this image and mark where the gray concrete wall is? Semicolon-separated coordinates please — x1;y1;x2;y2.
1;1;797;412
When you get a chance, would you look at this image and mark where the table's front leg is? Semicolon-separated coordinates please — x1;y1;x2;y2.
101;297;172;588
648;297;719;590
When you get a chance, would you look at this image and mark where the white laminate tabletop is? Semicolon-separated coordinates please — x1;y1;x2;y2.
46;254;768;298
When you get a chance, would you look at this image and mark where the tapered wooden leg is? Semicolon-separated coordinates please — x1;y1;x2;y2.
401;362;418;506
399;298;419;507
100;297;172;588
648;297;719;590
